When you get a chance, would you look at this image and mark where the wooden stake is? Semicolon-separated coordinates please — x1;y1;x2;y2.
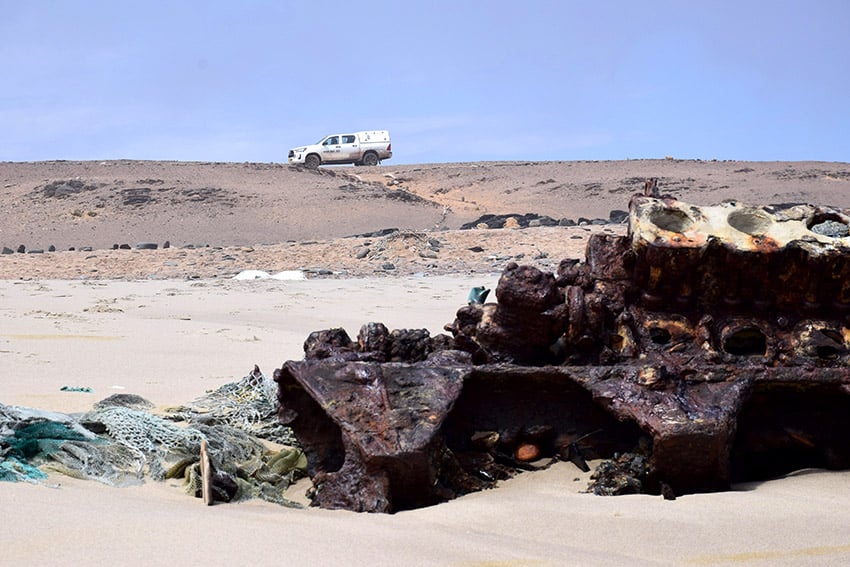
200;439;213;506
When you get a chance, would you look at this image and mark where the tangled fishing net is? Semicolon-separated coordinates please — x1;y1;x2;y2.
0;366;306;507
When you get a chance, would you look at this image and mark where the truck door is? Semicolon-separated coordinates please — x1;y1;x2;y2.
340;134;359;161
321;135;342;162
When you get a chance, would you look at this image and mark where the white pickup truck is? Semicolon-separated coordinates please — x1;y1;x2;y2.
287;130;392;168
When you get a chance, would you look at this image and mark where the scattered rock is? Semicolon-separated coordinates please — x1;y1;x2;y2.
136;243;158;250
303;268;333;276
609;209;629;223
588;451;650;496
349;228;399;238
461;213;560;230
811;219;849;238
515;443;540;462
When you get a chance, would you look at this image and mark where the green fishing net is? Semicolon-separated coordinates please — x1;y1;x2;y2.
0;366;306;506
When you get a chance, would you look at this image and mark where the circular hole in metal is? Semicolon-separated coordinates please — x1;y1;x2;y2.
727;210;772;236
648;327;671;345
723;328;767;356
813;329;844;359
816;345;841;359
648;208;694;233
808;212;850;238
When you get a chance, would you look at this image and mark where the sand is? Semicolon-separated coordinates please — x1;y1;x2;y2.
2;160;850;565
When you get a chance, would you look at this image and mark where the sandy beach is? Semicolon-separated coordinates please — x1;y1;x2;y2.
2;160;850;566
3;277;850;566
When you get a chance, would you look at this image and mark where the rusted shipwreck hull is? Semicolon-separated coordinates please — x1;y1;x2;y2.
275;192;850;513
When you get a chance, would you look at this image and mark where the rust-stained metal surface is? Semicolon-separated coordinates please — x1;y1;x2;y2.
276;191;850;512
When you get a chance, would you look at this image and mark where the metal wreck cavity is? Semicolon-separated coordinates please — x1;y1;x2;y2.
275;188;850;513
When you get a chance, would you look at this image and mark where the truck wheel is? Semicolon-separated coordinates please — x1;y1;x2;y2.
305;154;321;169
362;152;379;167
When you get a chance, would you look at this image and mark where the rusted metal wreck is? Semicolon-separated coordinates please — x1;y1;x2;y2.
275;187;850;513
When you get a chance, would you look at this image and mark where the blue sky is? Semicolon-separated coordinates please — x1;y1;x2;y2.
2;1;848;164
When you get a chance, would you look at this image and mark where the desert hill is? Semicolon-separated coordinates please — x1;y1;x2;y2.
0;159;848;279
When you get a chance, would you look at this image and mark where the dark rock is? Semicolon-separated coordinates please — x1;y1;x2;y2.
349;228;399;238
17;245;25;253
136;242;158;250
163;241;171;249
27;249;44;254
1;247;13;254
304;328;356;360
460;213;558;230
303;268;333;276
120;187;153;207
382;262;396;271
609;209;629;223
48;245;55;252
660;482;677;500
559;218;576;227
589;451;650;495
40;179;99;198
119;244;131;250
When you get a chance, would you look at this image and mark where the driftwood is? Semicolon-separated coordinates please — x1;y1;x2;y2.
200;439;213;506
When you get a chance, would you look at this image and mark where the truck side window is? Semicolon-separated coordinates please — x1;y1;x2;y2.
325;136;339;145
342;135;355;144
